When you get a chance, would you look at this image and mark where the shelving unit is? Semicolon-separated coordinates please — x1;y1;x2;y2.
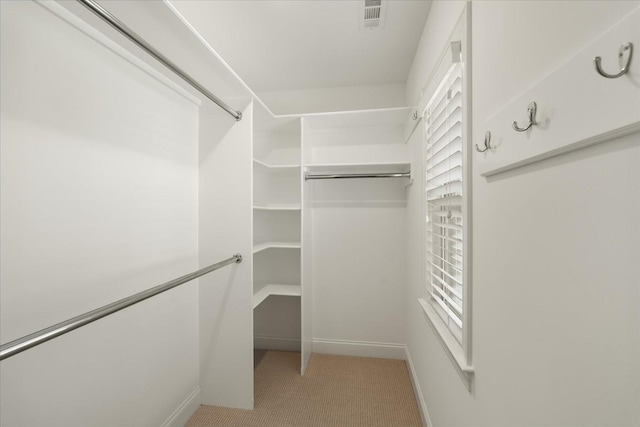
252;103;303;360
253;205;301;211
253;166;301;208
250;106;412;377
253;284;302;309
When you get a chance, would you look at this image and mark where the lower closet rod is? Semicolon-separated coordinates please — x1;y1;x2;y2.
305;172;411;180
0;253;243;361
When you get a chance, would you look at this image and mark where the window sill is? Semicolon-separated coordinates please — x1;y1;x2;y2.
418;298;474;391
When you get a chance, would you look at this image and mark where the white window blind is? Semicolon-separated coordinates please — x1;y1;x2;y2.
424;61;464;344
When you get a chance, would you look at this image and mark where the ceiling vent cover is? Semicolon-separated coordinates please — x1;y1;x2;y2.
363;0;385;29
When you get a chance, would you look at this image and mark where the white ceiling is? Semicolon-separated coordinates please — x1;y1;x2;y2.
170;0;432;93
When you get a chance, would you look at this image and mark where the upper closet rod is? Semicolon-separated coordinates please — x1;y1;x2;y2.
77;0;243;121
305;172;411;180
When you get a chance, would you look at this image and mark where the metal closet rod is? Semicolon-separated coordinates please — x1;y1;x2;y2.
0;253;243;361
76;0;243;121
305;172;411;180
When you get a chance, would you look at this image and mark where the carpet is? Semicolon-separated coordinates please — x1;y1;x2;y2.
186;350;422;426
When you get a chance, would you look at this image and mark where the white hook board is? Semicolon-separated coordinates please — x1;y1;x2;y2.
477;7;640;178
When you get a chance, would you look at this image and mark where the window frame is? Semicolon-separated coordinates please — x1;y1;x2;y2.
417;6;473;390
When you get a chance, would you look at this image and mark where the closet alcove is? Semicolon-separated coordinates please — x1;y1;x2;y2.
250;104;413;376
301;107;411;363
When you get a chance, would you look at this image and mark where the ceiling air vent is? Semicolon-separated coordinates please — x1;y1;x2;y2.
362;0;385;29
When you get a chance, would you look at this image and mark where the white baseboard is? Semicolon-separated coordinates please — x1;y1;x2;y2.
312;338;406;360
254;335;301;352
405;347;432;427
161;386;201;427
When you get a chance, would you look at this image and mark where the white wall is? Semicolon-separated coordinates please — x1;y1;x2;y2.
305;119;408;358
254;295;302;351
0;1;200;425
310;180;407;355
406;1;640;426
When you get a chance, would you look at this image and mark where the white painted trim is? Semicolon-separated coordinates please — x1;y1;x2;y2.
461;1;474;372
419;299;473;391
161;386;201;427
254;335;301;352
312;338;406;360
418;4;474;394
405;347;432;427
35;0;201;107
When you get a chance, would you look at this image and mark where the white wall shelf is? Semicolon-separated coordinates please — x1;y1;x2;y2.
305;162;411;175
253;159;300;169
253;242;301;254
253;164;301;207
253;205;301;211
302;107;412;130
253;284;301;309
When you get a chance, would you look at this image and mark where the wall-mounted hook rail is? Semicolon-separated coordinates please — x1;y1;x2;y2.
512;101;537;132
594;42;633;79
475;131;492;152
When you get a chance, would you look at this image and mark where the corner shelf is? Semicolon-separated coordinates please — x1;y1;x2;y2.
253;242;301;254
252;102;302;357
302;107;412;130
253;205;301;211
253;284;301;309
253;159;301;170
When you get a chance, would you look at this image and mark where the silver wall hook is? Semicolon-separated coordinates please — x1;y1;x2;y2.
512;101;537;132
594;42;633;79
475;131;491;152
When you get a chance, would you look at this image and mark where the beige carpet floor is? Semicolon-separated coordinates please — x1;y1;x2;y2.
186;350;422;427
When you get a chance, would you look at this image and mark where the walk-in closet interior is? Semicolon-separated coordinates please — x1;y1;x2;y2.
1;1;639;426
